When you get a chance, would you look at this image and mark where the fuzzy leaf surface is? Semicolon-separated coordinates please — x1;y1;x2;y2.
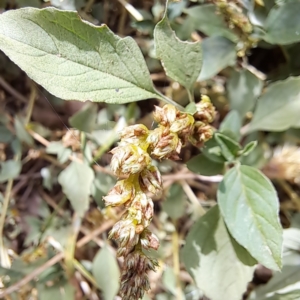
0;8;161;104
154;14;202;90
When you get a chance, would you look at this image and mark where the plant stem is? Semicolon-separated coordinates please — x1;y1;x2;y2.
73;258;99;288
155;90;185;111
91;122;121;166
0;178;13;268
277;179;300;211
25;83;36;125
187;88;195;103
180;180;206;216
172;226;183;300
0;76;28;104
65;213;82;277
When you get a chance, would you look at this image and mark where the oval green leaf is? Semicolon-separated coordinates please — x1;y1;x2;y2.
215;132;241;162
92;245;120;300
154;14;202;91
227;69;263;118
264;2;300;45
219;110;242;141
0;160;22;183
247;77;300;132
162;184;186;220
58;161;94;216
0;8;161;104
186;153;224;176
198;36;236;81
182;205;255;300
217;165;283;270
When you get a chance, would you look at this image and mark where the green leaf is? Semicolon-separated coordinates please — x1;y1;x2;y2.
0;125;13;143
46;141;72;164
91;172;115;208
270;290;300;300
202;136;226;164
198;36;236;81
39;281;75;300
69;102;97;133
162;184;186;220
264;2;300;45
0;8;162;104
185;102;197;115
154;13;202;91
217;165;283;270
240;141;257;157
185;4;238;42
219;110;242;141
227;69;263;118
58;161;94;217
182;205;255;300
215;132;241;162
186;154;224;176
250;252;300;300
16;0;41;8
240;133;268;169
162;267;177;296
0;160;22;183
92;245;120;300
248;77;300;132
15;117;34;146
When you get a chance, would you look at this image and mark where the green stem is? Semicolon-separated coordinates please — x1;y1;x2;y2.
155;90;185;111
187;88;195;104
81;132;89;164
0;178;13;268
25;84;36;125
172;225;183;300
91;133;117;166
65;213;82;277
277;179;300;211
73;258;99;288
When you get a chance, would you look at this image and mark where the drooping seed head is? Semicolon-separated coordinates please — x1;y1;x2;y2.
189;121;214;147
110;144;151;177
194;95;216;123
149;128;182;160
140;229;160;250
153;104;178;126
139;165;163;195
109;218;140;256
103;179;135;207
119;124;149;145
120;250;159;300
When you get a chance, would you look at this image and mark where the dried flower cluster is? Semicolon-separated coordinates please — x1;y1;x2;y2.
103;97;215;300
213;0;256;56
263;145;300;184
